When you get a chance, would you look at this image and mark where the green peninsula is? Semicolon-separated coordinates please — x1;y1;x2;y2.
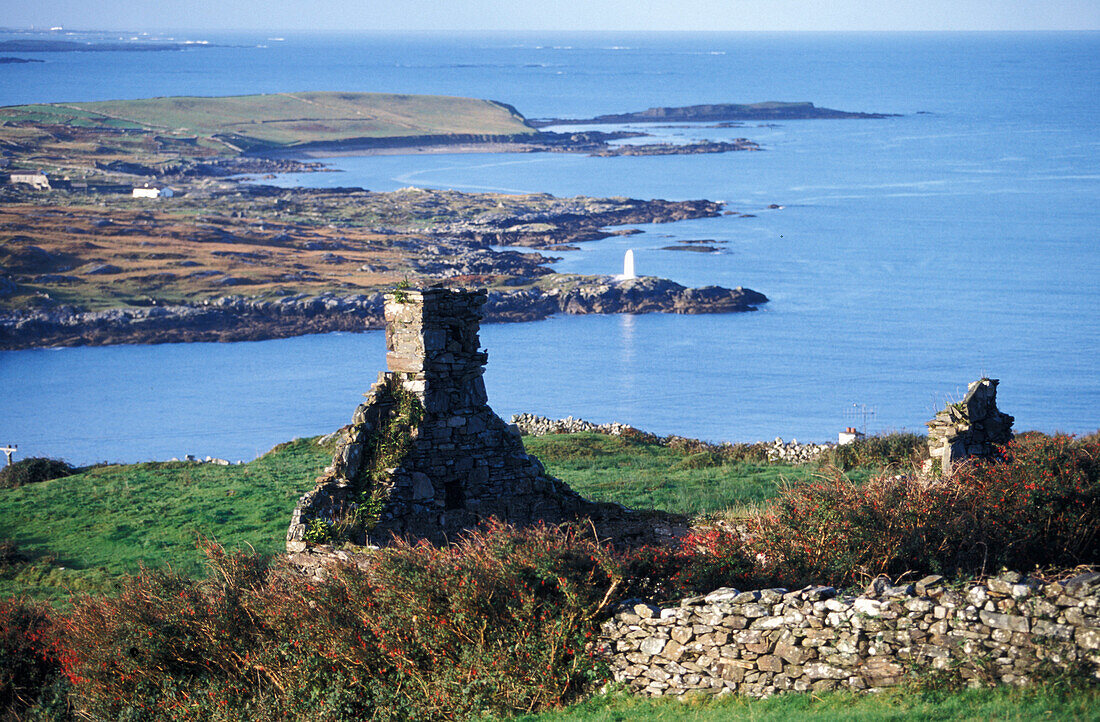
0;91;537;155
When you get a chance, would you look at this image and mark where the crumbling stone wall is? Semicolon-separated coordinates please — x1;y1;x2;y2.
288;288;685;565
510;413;831;464
601;571;1100;698
925;378;1014;475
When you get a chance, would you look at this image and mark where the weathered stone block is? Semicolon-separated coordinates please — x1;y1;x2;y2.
757;655;783;672
1076;627;1100;650
980;610;1029;634
803;662;848;680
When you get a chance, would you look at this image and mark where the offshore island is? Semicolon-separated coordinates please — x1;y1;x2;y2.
0;92;890;349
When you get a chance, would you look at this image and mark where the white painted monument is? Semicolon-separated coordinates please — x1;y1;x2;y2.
622;249;636;279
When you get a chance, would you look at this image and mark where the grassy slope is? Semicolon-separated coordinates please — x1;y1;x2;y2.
0;91;536;149
516;687;1100;721
524;433;868;516
0;432;865;602
0;438;331;601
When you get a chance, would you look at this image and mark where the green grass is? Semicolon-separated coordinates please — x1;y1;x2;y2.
0;91;537;150
0;437;331;602
514;687;1100;721
524;433;870;516
0;432;874;603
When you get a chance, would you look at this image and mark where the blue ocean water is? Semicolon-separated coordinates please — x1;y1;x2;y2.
1;32;1097;464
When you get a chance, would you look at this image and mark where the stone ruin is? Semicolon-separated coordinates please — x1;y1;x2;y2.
925;377;1014;475
287;287;683;567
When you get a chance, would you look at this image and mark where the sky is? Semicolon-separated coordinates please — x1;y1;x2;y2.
5;0;1100;32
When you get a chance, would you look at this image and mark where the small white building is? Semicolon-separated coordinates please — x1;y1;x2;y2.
838;427;865;445
132;185;174;199
9;171;50;190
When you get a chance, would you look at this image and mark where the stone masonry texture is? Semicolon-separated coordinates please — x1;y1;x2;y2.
600;570;1100;697
925;378;1014;475
287;288;685;576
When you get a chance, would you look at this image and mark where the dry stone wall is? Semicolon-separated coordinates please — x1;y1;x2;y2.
287;288;685;573
601;571;1100;697
510;413;832;464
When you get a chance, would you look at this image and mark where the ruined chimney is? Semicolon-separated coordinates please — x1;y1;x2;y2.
286;286;685;566
383;287;489;414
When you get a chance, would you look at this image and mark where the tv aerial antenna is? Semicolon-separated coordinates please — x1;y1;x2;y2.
844;404;876;436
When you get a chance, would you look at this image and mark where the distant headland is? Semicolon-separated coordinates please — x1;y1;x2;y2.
0;39;213;53
531;101;897;127
0;92;889;161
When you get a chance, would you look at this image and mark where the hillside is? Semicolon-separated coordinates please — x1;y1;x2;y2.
0;91;537;153
0;432;829;602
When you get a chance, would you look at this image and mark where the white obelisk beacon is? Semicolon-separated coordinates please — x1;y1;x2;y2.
622;249;636;279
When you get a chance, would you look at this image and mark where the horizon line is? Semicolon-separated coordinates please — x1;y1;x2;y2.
6;26;1100;34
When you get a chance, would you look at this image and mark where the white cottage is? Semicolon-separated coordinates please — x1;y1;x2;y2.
132;185;174;198
9;171;50;190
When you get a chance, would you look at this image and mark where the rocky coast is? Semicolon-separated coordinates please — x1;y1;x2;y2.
0;91;802;350
0;276;767;349
263;130;761;159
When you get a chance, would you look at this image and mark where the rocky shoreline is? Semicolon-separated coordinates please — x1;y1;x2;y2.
261;130;761;160
0;277;767;350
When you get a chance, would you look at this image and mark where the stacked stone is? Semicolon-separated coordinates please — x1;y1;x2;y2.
288;288;686;567
510;413;643;437
766;437;833;463
511;414;835;465
926;378;1014;475
601;571;1100;698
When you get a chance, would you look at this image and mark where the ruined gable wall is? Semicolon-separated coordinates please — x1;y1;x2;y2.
926;378;1014;475
288;287;685;564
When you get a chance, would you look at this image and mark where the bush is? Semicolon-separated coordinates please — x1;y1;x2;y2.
0;596;66;721
0;540;23;570
618;528;758;602
819;432;926;471
58;524;622;721
0;458;75;490
752;434;1100;586
951;433;1100;570
664;437;769;465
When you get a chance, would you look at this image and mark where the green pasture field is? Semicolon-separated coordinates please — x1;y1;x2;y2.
515;687;1100;721
0;431;852;602
0;91;537;149
524;432;869;516
0;438;330;601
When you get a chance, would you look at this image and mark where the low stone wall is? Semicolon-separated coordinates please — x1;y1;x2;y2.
510;413;643;438
510;414;833;464
601;571;1100;697
765;437;832;463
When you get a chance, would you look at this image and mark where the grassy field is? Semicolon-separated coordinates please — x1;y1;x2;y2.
0;431;841;602
515;687;1100;721
0;438;331;601
0;91;536;151
525;432;870;516
2;433;1094;720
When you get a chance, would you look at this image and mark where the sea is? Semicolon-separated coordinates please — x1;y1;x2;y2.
1;31;1098;464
